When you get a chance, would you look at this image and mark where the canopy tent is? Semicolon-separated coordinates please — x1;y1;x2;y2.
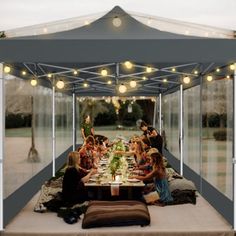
1;6;235;96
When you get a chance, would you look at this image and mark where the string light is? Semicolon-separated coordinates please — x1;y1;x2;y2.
230;64;235;70
119;84;127;93
107;80;112;85
112;16;122;27
30;77;37;86
194;70;198;75
83;82;89;87
56;80;65;89
183;76;190;84
84;20;90;26
146;66;152;73
226;75;230;79
47;73;52;78
73;70;78;75
22;71;27;76
124;61;133;69
142;76;147;80
130;80;137;88
4;66;11;73
163;78;168;83
216;68;220;73
207;75;213;82
171;68;176;72
101;68;108;76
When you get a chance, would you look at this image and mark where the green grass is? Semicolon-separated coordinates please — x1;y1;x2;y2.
5;127;31;137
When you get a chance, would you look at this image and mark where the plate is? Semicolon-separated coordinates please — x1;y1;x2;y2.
108;181;123;185
127;178;141;183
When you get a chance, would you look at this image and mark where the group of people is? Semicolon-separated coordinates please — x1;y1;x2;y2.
62;115;173;206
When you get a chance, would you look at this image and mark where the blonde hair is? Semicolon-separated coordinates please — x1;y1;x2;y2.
67;151;81;171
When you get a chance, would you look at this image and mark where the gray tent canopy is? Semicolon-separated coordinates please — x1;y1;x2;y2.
1;6;236;96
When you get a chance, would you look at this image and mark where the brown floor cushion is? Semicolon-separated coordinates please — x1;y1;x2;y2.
82;200;150;228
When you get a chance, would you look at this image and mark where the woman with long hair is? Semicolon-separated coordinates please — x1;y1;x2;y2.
132;151;173;204
62;151;97;205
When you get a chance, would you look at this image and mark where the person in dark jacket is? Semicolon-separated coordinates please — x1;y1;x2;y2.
62;151;97;205
139;121;163;154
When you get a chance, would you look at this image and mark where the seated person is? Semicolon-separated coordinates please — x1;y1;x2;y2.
62;151;97;205
131;151;173;205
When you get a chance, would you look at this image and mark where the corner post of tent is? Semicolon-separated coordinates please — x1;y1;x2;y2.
0;63;4;230
179;84;184;176
152;97;157;128
233;62;236;230
72;87;76;151
159;93;162;134
52;78;56;177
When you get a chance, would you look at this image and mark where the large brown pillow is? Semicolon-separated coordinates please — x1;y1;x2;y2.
82;200;150;228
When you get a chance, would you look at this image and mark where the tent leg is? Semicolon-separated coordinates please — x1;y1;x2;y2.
159;93;162;133
0;64;4;230
179;84;183;176
233;63;236;230
152;97;157;128
52;85;55;177
72;92;76;151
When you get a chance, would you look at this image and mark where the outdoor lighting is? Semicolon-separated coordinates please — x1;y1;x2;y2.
124;61;133;69
230;64;235;70
4;66;11;73
83;82;89;87
194;70;198;75
146;66;152;73
30;78;37;86
130;80;137;88
73;70;78;75
226;75;230;79
183;76;190;84
22;71;27;76
171;68;176;72
47;73;52;78
112;16;122;27
101;68;108;76
216;68;221;73
207;75;213;82
142;76;147;80
107;80;112;85
56;80;65;89
84;20;90;26
119;84;127;93
163;78;168;83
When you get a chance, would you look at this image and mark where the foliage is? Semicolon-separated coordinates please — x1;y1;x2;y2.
119;101;143;126
5;114;31;128
213;130;227;141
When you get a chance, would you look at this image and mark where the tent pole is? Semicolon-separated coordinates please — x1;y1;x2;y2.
233;63;236;230
72;91;76;151
152;97;157;128
0;63;4;230
179;84;183;176
159;93;162;133
52;85;56;177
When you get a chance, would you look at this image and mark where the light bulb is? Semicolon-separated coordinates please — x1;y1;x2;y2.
47;73;52;78
119;84;127;93
163;78;168;83
22;71;27;76
142;76;147;80
171;68;176;72
207;75;213;82
146;66;152;73
226;75;230;79
4;66;11;73
194;70;198;75
130;80;137;88
107;80;112;85
83;82;89;88
101;68;108;76
56;80;65;89
216;68;220;72
30;78;37;86
230;64;235;70
112;16;122;27
73;70;78;75
183;76;190;84
124;61;133;69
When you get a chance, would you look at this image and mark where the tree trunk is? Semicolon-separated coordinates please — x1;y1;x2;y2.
27;96;40;162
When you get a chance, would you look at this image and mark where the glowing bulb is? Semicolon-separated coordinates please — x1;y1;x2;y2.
73;70;78;75
130;80;137;88
171;68;176;72
47;73;52;78
183;76;190;84
101;68;108;76
56;80;65;89
230;64;235;70
83;82;89;88
112;16;122;27
43;27;48;33
163;78;168;83
30;78;37;86
146;66;152;73
124;61;133;69
22;71;27;76
84;20;90;25
107;80;112;85
226;75;230;79
216;68;220;72
119;84;127;93
142;76;147;80
207;75;213;82
4;66;11;73
194;70;198;75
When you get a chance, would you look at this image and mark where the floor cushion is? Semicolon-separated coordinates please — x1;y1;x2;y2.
82;200;150;228
168;178;197;193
